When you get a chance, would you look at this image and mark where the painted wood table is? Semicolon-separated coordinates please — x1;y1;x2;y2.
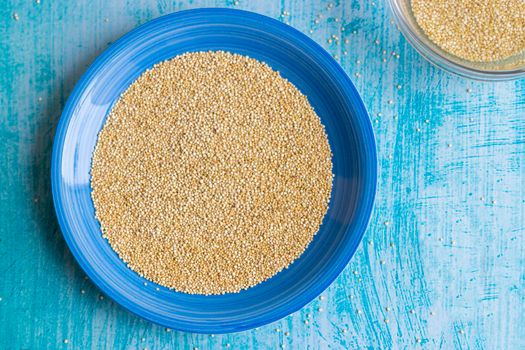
1;0;524;349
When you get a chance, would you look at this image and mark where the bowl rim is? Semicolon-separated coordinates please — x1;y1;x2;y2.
51;8;378;333
387;0;525;81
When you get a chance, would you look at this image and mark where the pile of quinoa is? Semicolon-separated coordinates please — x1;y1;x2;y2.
91;51;333;295
411;0;525;62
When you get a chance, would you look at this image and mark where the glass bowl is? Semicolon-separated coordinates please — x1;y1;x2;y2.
387;0;525;81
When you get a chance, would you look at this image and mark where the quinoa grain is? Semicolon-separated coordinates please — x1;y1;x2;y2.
412;0;525;62
91;51;333;295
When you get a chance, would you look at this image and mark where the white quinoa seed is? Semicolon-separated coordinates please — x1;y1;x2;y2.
91;51;333;295
412;0;525;62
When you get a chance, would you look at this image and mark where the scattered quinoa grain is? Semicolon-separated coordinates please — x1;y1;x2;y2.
91;51;333;295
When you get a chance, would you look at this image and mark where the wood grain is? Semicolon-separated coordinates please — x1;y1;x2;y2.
0;0;524;349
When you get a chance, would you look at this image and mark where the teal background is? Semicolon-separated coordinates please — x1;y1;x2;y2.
1;0;524;349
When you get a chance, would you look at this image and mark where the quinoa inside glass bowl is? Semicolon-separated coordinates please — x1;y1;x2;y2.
387;0;525;81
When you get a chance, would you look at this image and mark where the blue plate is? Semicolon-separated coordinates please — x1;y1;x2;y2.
51;8;377;333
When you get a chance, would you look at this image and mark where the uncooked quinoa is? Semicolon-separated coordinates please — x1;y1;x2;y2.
91;51;333;295
411;0;525;62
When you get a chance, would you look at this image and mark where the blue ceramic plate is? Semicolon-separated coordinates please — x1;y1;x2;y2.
51;8;377;333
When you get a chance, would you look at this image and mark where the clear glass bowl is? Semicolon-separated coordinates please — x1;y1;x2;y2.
387;0;525;81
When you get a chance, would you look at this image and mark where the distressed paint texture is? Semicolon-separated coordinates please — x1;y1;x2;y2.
0;0;524;349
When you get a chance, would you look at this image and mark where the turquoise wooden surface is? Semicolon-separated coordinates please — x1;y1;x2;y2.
1;0;524;349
